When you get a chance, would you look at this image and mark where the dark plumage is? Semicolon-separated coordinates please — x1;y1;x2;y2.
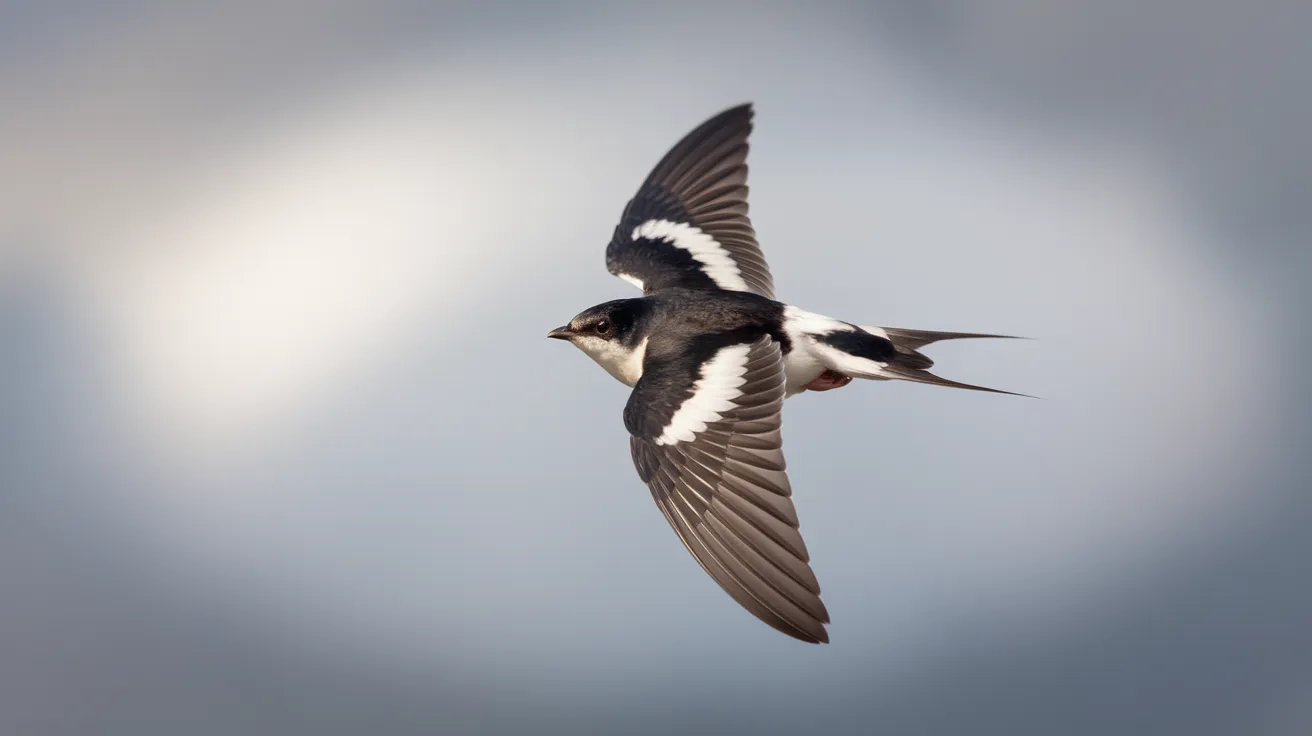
550;103;1026;644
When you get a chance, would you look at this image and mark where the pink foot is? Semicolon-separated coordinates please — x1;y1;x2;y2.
802;370;853;392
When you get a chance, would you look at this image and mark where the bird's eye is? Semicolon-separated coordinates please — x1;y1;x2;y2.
594;320;612;335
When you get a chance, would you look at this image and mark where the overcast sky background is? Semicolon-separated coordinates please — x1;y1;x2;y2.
2;2;1310;734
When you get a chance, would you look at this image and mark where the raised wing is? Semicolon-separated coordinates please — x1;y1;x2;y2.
624;334;828;643
606;104;776;299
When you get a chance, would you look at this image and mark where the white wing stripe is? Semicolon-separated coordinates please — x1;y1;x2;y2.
633;219;750;292
656;344;751;446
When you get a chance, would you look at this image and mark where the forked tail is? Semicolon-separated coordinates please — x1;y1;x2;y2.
861;326;1034;398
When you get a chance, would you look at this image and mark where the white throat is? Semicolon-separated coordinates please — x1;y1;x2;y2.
574;336;647;387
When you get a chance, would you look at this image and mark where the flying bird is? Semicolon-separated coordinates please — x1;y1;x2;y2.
549;103;1023;643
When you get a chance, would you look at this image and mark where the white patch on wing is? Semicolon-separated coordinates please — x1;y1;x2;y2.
574;335;647;387
632;219;749;292
656;343;751;446
618;272;645;291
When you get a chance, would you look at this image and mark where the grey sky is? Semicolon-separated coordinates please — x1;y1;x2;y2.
2;2;1309;734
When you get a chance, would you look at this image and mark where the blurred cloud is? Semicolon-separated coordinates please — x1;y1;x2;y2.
75;68;576;446
2;2;1309;735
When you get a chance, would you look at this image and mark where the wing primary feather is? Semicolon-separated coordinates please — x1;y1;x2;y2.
703;509;827;616
624;335;826;642
605;104;776;298
692;517;829;642
657;480;819;642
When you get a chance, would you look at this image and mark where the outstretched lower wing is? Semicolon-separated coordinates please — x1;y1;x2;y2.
606;104;776;299
624;334;827;643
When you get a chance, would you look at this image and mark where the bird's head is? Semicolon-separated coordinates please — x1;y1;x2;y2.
548;299;650;386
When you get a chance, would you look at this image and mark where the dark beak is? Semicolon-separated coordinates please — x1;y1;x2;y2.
547;325;573;340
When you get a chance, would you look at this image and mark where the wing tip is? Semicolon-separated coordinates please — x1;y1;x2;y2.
693;101;756;141
778;621;830;644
